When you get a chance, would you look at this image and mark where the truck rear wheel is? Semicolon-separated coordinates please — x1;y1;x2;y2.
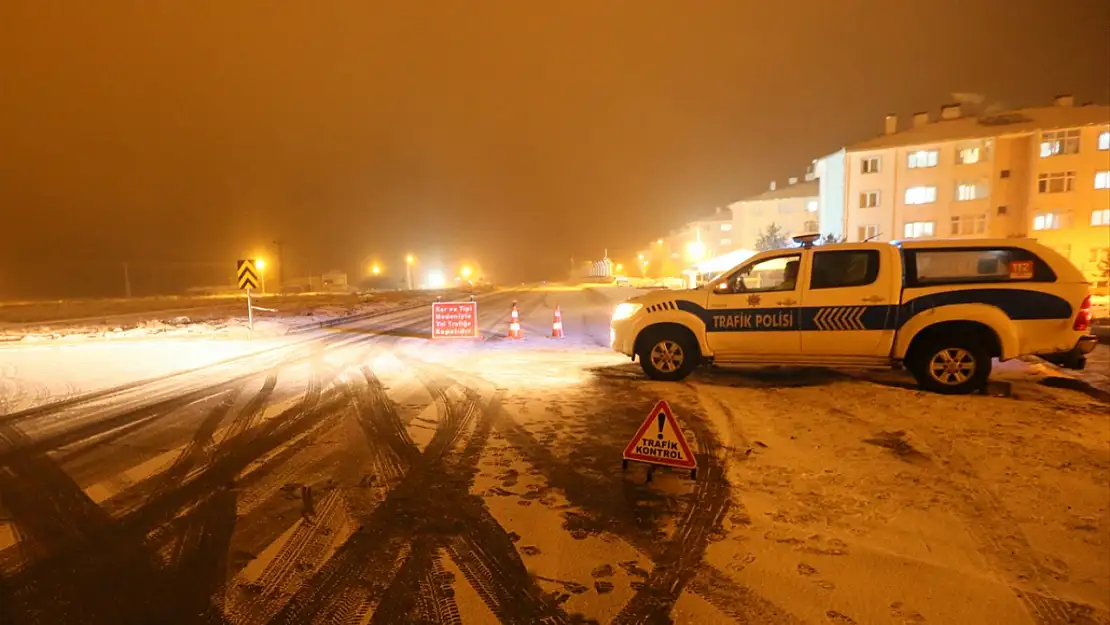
908;336;991;395
637;329;698;382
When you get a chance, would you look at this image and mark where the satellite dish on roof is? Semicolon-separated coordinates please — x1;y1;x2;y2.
792;233;822;249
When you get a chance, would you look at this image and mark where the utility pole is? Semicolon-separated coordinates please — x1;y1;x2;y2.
123;261;132;298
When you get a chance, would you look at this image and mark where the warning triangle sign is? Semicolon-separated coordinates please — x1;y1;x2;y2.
622;400;697;470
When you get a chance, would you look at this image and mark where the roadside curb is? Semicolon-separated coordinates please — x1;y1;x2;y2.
1019;355;1110;402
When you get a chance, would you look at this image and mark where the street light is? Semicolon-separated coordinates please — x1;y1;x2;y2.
405;255;415;290
685;241;705;261
615;263;624;272
461;266;472;279
255;258;267;293
371;264;381;276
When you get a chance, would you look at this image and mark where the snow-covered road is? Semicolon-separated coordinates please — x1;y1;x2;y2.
0;286;1106;625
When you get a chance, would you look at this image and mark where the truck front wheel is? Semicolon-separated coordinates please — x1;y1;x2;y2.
908;336;991;394
637;329;699;382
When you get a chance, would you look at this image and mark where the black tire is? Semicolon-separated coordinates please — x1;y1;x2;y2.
908;335;992;394
637;329;699;381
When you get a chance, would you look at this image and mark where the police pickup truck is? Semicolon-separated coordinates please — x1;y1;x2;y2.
610;235;1098;394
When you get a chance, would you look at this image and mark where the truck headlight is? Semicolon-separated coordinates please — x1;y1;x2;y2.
612;303;642;321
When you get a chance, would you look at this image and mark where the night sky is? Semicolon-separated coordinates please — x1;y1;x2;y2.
2;1;1108;297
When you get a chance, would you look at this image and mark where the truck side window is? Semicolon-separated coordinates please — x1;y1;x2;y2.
904;247;1057;286
726;254;802;293
810;250;880;289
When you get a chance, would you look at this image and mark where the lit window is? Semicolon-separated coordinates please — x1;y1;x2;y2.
903;221;935;238
807;200;819;213
720;223;732;231
950;214;987;236
905;186;937;205
859;191;880;208
956;182;986;201
861;157;880;174
1096;171;1110;189
958;146;981;164
907;150;939;169
858;224;879;240
1037;171;1076;193
1092;209;1110;226
1033;212;1062;231
1040;129;1080;157
720;237;733;246
1100;131;1110;151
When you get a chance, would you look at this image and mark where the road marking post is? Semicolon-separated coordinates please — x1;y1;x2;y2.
622;399;697;482
237;259;261;331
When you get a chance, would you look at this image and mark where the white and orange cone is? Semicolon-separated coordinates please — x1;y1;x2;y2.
508;303;522;339
551;305;564;338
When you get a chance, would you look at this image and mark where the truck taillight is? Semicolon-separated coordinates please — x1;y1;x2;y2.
1073;294;1091;331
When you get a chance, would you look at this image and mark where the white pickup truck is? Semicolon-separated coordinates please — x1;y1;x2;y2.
610;236;1098;394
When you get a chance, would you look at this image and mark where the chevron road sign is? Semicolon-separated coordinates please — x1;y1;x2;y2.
813;306;866;331
237;259;260;290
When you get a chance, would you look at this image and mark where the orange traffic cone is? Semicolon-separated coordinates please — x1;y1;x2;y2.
551;305;564;338
508;303;522;339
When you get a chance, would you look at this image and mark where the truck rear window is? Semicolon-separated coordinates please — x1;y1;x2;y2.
902;247;1056;287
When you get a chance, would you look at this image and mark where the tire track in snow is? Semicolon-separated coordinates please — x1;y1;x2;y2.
0;370;349;624
0;309;412;427
420;357;794;624
267;355;566;625
261;364;467;624
610;389;731;624
389;356;572;625
907;429;1110;625
0;321;404;623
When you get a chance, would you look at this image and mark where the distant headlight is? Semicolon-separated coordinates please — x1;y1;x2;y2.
612;303;642;321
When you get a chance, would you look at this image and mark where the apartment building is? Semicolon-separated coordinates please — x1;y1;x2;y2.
816;96;1109;279
639;206;733;277
728;176;821;250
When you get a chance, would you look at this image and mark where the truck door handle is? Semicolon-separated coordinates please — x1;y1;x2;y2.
776;299;797;306
861;296;884;303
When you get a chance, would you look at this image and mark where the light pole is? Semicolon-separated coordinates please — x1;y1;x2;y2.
405;255;415;290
